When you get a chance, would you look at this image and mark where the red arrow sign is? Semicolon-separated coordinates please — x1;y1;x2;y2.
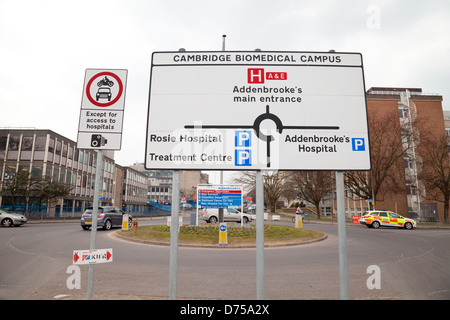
73;252;79;263
107;251;112;261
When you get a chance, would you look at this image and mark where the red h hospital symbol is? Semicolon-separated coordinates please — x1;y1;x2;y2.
248;68;265;83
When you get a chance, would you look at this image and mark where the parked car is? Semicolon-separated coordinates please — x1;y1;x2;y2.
180;203;194;210
359;210;416;230
200;208;252;223
81;206;132;230
0;209;27;227
245;204;266;213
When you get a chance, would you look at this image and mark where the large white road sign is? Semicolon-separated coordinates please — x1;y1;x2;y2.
145;51;370;170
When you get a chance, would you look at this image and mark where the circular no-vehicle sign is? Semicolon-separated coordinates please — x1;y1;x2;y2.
85;71;124;107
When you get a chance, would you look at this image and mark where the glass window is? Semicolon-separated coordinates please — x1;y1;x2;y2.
34;136;46;161
0;136;7;160
32;163;43;178
0;136;7;151
54;140;61;164
379;212;388;217
20;136;34;160
48;138;55;153
4;163;17;180
7;135;20;160
34;136;46;151
389;212;401;218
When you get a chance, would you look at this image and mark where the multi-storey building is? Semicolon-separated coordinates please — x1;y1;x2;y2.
129;163;209;204
122;166;148;213
340;87;445;221
286;87;447;222
0;129;135;217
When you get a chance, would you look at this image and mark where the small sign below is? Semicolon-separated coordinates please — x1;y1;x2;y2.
73;248;113;265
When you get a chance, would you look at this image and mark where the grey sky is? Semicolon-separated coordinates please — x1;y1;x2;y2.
1;0;449;172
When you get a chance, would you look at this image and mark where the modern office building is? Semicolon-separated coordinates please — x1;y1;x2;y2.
0;128;208;217
0;129;117;216
129;163;209;204
122;166;148;213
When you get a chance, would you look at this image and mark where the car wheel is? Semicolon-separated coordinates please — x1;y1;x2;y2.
243;216;249;223
1;218;13;227
404;222;413;230
372;221;380;229
103;219;112;230
208;216;218;223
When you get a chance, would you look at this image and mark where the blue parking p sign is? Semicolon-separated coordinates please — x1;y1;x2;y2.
235;131;252;166
352;138;365;151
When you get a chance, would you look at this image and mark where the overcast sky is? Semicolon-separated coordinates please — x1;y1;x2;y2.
1;0;449;182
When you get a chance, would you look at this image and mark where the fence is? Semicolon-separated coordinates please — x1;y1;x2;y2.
1;205;171;219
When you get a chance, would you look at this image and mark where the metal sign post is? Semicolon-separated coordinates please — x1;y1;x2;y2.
336;171;349;299
169;170;180;300
77;68;127;300
145;50;369;300
256;171;264;300
87;149;103;300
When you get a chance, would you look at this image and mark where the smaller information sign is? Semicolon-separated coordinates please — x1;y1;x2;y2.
197;185;243;209
73;248;113;265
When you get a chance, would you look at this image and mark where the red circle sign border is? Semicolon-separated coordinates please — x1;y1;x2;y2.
86;71;124;107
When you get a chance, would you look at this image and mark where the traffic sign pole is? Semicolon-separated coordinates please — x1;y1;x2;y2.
169;170;180;300
336;171;349;300
256;171;264;300
87;149;104;300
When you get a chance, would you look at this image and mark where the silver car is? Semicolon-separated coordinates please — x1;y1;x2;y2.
200;208;252;223
81;206;132;230
0;209;27;227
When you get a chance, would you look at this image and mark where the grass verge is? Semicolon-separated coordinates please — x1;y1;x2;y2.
118;224;325;247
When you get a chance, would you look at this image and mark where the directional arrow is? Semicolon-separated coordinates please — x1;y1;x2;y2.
73;252;79;263
73;248;113;265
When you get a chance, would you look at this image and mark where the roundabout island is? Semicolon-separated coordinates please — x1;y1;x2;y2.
115;223;327;248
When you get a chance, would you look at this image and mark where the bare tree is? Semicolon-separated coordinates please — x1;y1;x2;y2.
232;171;289;212
288;171;334;220
418;135;450;223
345;108;419;202
1;170;72;213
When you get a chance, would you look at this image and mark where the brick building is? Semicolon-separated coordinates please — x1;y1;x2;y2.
354;87;445;221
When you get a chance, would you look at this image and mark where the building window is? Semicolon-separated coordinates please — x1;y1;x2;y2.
20;136;34;160
34;136;46;161
7;135;20;160
0;135;7;160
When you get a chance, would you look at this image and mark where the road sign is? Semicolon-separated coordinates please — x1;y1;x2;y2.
73;248;113;265
145;51;370;171
77;69;127;150
197;185;243;208
219;223;227;244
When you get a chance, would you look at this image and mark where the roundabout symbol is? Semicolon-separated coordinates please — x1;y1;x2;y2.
185;105;340;167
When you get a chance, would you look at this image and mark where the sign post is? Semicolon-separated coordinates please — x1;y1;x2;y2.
145;50;370;300
77;68;127;300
